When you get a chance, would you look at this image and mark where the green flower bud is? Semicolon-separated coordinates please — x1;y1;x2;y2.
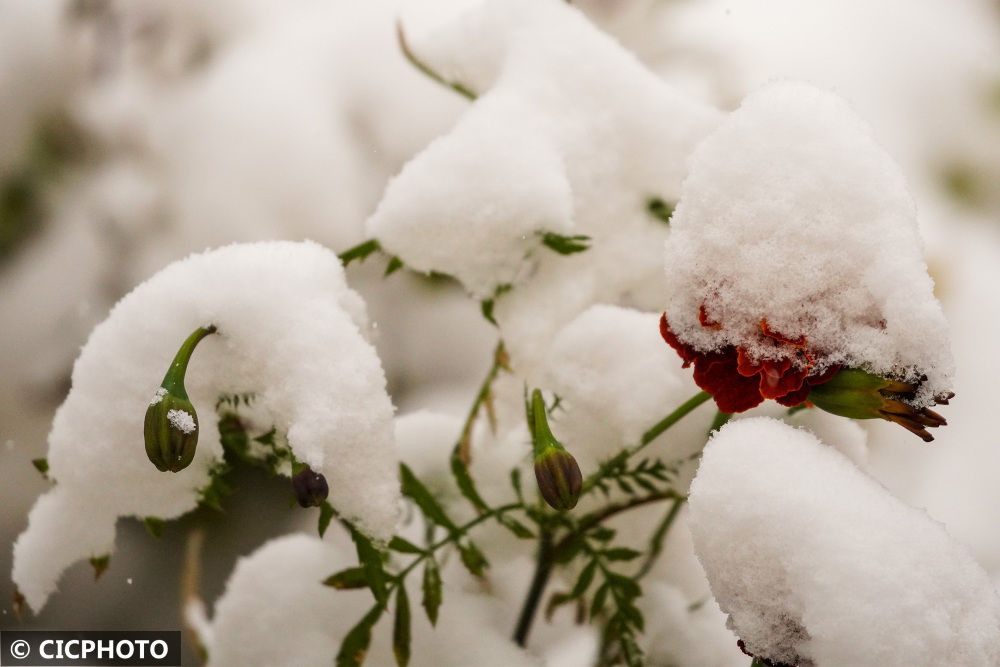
292;465;329;508
529;389;582;511
807;367;950;442
144;325;216;472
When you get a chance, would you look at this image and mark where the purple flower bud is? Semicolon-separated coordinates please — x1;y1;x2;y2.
292;466;329;507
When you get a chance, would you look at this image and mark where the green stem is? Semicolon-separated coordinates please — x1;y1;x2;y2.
750;659;770;667
394;502;522;582
396;21;477;101
636;496;684;580
580;391;710;495
513;529;554;647
551;490;683;560
449;341;507;514
454;341;507;465
638;390;712;449
161;326;216;396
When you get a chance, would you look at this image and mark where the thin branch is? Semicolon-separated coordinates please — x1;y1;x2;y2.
181;528;210;663
396;20;478;101
455;341;508;465
552;489;684;559
580;391;711;495
513;529;554;646
636;497;683;580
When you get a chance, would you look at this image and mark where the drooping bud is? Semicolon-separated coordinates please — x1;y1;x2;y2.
144;325;216;472
529;389;582;511
807;367;950;442
291;465;329;508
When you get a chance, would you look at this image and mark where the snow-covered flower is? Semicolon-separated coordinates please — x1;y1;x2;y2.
660;81;954;437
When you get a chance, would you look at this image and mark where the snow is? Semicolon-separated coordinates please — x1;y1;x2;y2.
662;80;954;407
688;417;1000;666
149;387;167;406
368;0;721;368
12;241;399;612
207;533;540;666
543;304;711;470
166;408;196;434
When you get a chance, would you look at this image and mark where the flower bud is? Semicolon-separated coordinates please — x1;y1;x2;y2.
144;325;216;472
529;389;582;511
534;446;583;511
292;465;329;507
807;367;949;442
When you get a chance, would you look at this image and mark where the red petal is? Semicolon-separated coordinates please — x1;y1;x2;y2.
660;313;699;366
736;347;761;377
776;384;811;407
758;359;806;400
806;363;841;386
693;350;765;413
698;304;722;330
760;319;806;347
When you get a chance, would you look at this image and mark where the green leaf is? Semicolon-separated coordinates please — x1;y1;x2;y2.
589;526;616;543
571;559;598;598
510;468;524;503
143;517;165;539
318;501;335;538
323;567;369;590
450;449;489;513
620;601;645;632
422;559;443;626
498;515;535;539
393;585;412;667
351;525;388;607
198;464;232;512
540;232;591;255
590;582;609;619
253;427;276;446
216;413;249;459
602;548;642;562
457;541;488;577
545;591;575;621
336;604;382;667
481;299;497;326
646;197;674;225
338;239;381;267
606;572;641;599
90;555;110;580
384;256;404;276
388;536;424;554
399;463;456;531
31;457;48;478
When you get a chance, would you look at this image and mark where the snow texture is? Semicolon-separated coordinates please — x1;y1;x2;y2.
13;241;399;612
207;533;540;666
368;0;721;368
688;417;1000;666
167;408;196;434
150;387;168;405
543;304;710;470
662;81;953;406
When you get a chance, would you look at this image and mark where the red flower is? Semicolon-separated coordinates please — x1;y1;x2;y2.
660;312;836;414
660;309;951;441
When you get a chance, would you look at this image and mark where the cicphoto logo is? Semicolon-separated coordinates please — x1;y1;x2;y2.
1;631;180;666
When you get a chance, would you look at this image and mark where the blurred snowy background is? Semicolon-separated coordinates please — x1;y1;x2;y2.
1;0;998;664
